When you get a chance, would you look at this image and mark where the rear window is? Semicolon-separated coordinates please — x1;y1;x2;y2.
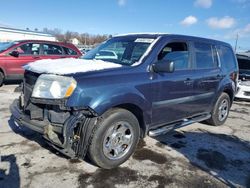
63;47;77;55
13;43;40;55
193;42;217;69
217;45;237;71
237;57;250;70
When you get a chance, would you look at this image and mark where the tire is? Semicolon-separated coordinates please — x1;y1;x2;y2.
88;108;140;169
0;71;4;87
207;92;231;126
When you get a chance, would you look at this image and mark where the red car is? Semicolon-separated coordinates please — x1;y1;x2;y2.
0;40;82;86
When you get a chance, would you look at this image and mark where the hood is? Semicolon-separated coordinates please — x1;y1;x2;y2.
23;58;122;75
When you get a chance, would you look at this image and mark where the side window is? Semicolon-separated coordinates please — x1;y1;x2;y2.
158;42;189;70
13;43;40;55
217;45;237;71
42;44;63;55
63;47;77;55
194;42;217;69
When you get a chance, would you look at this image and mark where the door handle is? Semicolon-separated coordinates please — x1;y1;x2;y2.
216;74;224;80
184;78;193;85
33;56;40;59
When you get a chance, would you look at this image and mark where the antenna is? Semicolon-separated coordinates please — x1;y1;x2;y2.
234;33;238;52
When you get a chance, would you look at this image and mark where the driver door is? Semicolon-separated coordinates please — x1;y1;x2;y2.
151;40;196;127
5;43;41;76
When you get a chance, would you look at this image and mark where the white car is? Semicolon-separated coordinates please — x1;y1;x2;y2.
235;54;250;100
95;50;118;60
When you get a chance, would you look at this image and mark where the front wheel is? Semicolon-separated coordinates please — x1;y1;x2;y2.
88;108;140;169
207;92;231;126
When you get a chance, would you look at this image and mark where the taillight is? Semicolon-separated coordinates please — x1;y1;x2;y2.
230;72;238;82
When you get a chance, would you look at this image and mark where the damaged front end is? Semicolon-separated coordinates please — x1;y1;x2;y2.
10;71;98;159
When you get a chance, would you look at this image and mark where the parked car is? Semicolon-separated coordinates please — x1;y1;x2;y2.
95;50;118;60
0;40;82;86
235;54;250;100
10;34;238;169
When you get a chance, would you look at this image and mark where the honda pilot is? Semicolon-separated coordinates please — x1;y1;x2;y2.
10;34;238;169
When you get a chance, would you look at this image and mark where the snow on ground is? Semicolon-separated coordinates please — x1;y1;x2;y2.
24;58;122;75
0;85;250;188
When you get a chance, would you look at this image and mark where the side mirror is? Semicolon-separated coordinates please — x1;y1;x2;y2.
9;51;19;58
151;60;175;73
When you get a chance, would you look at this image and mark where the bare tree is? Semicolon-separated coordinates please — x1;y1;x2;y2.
42;27;109;45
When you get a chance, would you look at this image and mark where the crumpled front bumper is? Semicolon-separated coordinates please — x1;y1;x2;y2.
10;99;96;159
10;99;48;134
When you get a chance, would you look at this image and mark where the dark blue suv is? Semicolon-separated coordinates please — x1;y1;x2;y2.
10;34;238;169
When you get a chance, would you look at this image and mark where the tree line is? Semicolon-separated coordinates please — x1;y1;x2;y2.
42;28;112;45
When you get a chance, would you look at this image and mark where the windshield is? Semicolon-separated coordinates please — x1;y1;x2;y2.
83;37;155;66
0;42;17;53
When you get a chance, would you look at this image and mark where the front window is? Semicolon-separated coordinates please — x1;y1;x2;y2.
83;37;156;65
12;43;40;55
158;42;190;70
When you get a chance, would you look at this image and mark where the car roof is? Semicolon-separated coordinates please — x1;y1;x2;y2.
237;54;250;60
114;33;230;46
16;40;74;46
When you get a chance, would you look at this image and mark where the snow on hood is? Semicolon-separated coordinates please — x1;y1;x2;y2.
24;58;122;75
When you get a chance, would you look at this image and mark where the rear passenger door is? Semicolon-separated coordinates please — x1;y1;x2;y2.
190;42;221;114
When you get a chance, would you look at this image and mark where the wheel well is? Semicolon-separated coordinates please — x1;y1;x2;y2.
223;89;233;105
115;103;146;138
0;68;4;76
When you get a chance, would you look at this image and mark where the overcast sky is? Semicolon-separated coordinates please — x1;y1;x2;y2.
0;0;250;51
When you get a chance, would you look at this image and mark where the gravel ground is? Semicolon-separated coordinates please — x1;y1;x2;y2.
0;84;250;188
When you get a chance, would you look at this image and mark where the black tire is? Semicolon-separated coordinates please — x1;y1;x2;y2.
207;92;231;126
0;71;4;87
88;108;140;169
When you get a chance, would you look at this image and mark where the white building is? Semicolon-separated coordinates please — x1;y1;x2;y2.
0;27;56;42
70;38;80;45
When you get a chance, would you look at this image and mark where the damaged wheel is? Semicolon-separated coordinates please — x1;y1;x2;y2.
88;108;140;169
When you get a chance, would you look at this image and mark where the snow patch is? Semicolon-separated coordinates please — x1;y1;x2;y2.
24;58;122;75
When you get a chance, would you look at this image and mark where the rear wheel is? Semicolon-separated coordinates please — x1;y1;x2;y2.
0;71;4;87
88;108;140;169
207;92;230;126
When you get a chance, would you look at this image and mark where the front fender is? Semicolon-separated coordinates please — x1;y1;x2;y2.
90;87;151;115
67;86;151;116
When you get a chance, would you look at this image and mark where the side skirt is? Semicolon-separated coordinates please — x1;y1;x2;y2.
148;113;211;137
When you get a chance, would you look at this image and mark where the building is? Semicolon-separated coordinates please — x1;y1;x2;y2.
70;38;80;45
0;27;56;42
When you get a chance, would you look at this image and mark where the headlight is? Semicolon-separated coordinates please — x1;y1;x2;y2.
32;74;77;99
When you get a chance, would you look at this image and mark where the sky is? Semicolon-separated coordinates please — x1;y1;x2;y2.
0;0;250;51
